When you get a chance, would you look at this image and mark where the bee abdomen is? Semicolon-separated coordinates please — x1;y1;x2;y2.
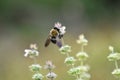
51;38;57;44
45;37;51;47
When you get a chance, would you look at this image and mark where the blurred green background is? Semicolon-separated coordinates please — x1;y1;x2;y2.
0;0;120;80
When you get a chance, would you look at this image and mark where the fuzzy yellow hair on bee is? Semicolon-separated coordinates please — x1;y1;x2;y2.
50;29;59;37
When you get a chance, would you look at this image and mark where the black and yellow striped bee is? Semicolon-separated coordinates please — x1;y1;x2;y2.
44;27;63;48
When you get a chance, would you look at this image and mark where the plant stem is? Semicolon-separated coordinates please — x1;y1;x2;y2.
61;38;65;46
115;60;118;69
81;45;84;52
81;44;84;66
81;61;84;66
76;74;79;80
33;57;37;64
66;53;70;57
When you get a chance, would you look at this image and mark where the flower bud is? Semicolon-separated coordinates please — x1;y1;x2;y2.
76;34;88;46
109;46;114;52
64;57;76;65
76;52;89;61
29;64;42;72
44;61;55;70
107;53;120;61
59;45;71;54
32;73;44;80
46;72;57;79
112;69;120;78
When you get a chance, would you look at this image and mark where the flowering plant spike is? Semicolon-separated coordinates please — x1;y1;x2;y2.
59;34;90;80
24;22;92;80
24;44;44;80
107;46;120;79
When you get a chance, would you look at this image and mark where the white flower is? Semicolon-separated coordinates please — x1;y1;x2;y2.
59;45;71;54
112;69;120;78
46;72;57;79
77;66;90;72
29;64;42;72
30;44;38;50
44;61;55;70
68;66;90;77
54;22;66;35
76;34;88;45
76;52;89;61
64;57;76;65
107;52;120;61
24;44;39;58
32;73;44;80
24;49;31;57
59;26;66;35
54;22;62;28
109;46;114;52
24;49;39;58
79;72;91;80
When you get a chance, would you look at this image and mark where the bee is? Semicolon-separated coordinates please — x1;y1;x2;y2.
44;27;63;48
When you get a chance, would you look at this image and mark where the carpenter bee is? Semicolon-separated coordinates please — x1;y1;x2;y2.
44;27;64;48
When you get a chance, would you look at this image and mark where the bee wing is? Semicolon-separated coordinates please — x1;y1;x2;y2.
44;35;51;47
56;37;62;48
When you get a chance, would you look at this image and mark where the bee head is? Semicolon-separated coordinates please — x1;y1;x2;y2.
54;27;60;33
50;29;59;37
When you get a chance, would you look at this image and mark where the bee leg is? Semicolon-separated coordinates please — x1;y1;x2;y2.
59;35;63;39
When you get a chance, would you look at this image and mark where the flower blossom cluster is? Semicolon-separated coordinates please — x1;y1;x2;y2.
76;34;88;46
24;44;44;80
54;22;66;35
59;34;90;80
24;44;39;58
107;46;120;79
45;61;57;79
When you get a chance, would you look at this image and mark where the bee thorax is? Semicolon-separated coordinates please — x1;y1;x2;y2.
50;29;59;37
